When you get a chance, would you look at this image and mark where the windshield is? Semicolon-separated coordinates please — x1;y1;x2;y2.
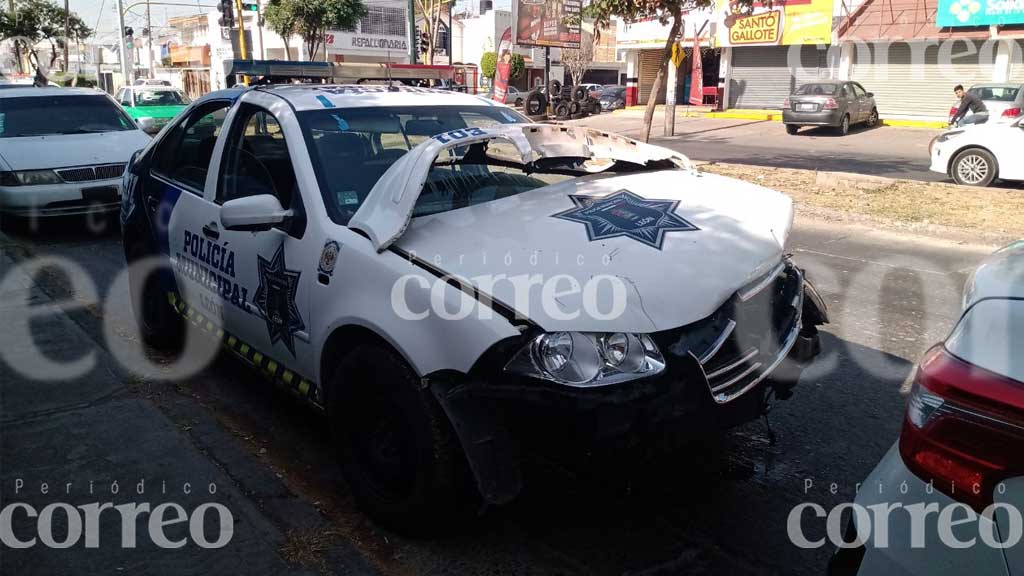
969;86;1020;102
601;87;625;97
0;94;136;137
794;83;839;96
135;89;189;106
299;105;528;225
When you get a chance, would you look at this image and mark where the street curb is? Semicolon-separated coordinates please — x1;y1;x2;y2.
614;107;947;128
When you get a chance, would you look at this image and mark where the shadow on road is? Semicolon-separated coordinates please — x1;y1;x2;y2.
170;331;912;576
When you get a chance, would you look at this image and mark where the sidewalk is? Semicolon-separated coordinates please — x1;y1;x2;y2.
612;105;948;128
0;234;374;575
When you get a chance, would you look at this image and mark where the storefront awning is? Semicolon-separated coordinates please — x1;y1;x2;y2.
838;0;991;41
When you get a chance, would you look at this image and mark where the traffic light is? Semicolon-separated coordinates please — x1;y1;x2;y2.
124;27;134;50
217;0;235;28
240;2;259;10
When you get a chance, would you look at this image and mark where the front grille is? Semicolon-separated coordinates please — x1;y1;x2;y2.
55;163;126;183
652;261;804;404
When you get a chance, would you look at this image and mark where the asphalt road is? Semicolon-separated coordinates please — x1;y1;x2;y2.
0;213;997;575
571;112;945;182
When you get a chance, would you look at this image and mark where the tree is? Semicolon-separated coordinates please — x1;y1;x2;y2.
562;31;594;87
509;53;525;80
273;0;367;61
415;0;452;64
264;0;300;60
0;0;91;73
480;51;497;79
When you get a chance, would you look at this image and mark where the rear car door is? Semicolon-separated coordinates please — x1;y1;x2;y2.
842;83;861;122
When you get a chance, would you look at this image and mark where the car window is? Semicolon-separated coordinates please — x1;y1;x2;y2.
850;84;866;98
794;83;838;96
218;105;299;210
969;86;1020;102
0;94;136;137
135;89;190;106
415;141;572;218
116;89;129;105
152;101;229;193
298;105;528;225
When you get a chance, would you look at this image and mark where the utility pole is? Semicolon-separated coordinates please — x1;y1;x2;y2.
234;0;248;61
146;0;153;76
256;1;265;59
63;0;69;72
116;0;131;85
407;0;415;64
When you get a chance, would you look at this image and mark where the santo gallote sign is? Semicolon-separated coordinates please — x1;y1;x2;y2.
513;0;583;49
715;0;833;47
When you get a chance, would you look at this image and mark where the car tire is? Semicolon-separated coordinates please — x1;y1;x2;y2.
328;344;476;534
569;101;581;116
515;98;523;107
785;124;799;135
866;107;879;127
547;80;562;101
836;114;850;136
126;240;184;351
554;101;570;120
572;85;587;101
524;90;546;116
951;147;998;187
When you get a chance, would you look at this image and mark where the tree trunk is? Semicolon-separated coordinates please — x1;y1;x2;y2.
640;11;681;143
282;36;291;60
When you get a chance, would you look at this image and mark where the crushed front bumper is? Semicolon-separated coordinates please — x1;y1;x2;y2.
432;262;828;504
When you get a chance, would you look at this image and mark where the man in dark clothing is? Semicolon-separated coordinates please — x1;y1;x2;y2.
951;84;988;126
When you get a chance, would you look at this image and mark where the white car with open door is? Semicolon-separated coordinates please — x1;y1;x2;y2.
121;84;827;533
930;116;1024;187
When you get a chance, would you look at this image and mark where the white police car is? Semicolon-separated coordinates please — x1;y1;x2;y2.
121;84;827;532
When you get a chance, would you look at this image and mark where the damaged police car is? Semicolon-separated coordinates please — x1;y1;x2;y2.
121;84;827;532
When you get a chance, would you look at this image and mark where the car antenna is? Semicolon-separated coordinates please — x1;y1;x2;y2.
386;51;399;92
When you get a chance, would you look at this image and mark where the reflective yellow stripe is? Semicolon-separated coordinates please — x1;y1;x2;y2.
227;335;237;347
266;360;278;374
282;371;293;385
298;380;310;395
252;352;263;365
240;343;250;355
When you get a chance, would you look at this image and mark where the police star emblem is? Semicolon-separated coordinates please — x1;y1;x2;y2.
254;244;305;356
551;189;698;250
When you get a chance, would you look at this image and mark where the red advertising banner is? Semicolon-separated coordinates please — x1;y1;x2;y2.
513;0;582;49
688;37;703;106
493;56;512;104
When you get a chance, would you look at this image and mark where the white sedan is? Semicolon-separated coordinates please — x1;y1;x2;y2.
832;241;1024;576
0;87;151;217
930;117;1024;186
121;85;827;532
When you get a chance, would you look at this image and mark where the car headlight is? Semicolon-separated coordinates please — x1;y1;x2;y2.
505;331;665;387
13;169;62;185
937;130;964;143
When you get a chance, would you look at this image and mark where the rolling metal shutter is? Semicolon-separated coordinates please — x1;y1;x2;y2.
639;49;668;105
850;41;996;118
1009;40;1024;84
728;45;830;109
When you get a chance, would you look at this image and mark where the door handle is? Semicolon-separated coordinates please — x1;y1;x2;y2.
202;222;220;240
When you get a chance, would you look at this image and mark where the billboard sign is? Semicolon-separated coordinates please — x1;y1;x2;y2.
513;0;582;49
716;0;833;47
937;0;1024;26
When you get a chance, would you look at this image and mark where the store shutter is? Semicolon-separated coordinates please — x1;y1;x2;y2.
639;49;668;105
728;45;830;109
1009;40;1024;84
850;41;997;118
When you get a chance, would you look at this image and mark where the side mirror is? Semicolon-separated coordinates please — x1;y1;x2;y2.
221;194;292;232
866;92;874;98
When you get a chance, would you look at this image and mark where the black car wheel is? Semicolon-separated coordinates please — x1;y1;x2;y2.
866;108;879;127
786;124;800;135
515;98;523;107
328;344;476;534
836;114;850;136
554;101;570;120
951;147;997;187
126;240;184;351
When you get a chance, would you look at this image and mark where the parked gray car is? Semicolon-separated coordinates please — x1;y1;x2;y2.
783;81;879;136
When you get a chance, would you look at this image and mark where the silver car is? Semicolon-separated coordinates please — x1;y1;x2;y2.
783;81;879;136
830;241;1024;576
